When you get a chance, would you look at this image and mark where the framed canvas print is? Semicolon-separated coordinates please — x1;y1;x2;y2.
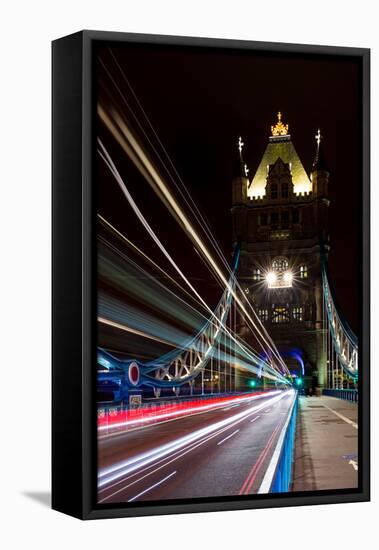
52;31;370;519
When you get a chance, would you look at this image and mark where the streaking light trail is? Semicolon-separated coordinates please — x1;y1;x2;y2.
98;390;291;489
97;136;289;384
97;105;290;378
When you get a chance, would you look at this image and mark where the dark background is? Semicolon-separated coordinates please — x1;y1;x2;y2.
96;43;362;334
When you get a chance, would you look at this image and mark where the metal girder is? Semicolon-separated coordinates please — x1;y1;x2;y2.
323;267;358;380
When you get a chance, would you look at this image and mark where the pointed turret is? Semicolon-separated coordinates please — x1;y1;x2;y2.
233;136;246;179
312;129;329;172
311;129;329;198
232;136;248;205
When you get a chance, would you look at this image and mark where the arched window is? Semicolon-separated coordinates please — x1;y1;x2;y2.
281;182;289;198
281;211;289;229
266;257;292;289
272;257;289;272
271;183;278;200
270;212;279;229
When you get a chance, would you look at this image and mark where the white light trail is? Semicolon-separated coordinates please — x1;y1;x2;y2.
98;391;288;488
98;138;289;383
98;59;290;376
97;107;289;377
99;391;274;433
97;316;176;347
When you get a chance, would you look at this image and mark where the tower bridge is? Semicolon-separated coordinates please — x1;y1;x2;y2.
96;107;358;502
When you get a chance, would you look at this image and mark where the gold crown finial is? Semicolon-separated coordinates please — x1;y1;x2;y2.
271;111;289;136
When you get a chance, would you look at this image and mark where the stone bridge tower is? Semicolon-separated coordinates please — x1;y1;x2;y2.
232;113;329;391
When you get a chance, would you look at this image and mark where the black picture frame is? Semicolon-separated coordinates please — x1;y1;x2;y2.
52;30;370;520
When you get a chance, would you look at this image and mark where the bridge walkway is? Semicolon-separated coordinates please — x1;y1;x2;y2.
292;396;358;491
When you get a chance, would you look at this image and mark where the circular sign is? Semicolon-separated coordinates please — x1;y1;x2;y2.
128;362;140;386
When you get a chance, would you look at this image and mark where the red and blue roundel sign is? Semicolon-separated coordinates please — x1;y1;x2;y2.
128;362;140;386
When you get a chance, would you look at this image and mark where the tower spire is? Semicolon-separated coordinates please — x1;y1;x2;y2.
312;129;328;171
232;136;248;205
233;136;248;179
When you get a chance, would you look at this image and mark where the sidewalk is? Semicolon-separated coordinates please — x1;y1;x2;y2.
292;396;358;491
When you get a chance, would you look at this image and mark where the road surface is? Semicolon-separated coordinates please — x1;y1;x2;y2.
98;389;295;503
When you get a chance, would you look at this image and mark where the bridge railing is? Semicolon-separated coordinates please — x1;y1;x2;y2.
258;390;298;494
323;388;358;403
97;390;271;434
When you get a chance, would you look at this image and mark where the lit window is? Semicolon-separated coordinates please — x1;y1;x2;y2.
299;265;308;279
292;307;303;322
258;309;269;323
272;306;290;324
252;268;261;281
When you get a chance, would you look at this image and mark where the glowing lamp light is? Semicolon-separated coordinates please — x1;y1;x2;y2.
283;271;293;284
265;271;277;286
248;380;257;388
295;377;303;386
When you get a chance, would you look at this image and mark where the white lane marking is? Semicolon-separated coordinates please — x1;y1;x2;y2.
258;391;297;494
322;404;358;429
99;418;242;500
99;400;281;499
222;403;240;411
101;404;267;502
127;471;177;502
349;459;358;471
99;392;290;489
99;398;282;499
250;416;260;423
217;429;239;446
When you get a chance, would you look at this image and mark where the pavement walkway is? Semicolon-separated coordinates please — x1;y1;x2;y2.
292;395;358;491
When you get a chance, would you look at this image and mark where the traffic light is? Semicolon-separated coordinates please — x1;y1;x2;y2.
248;379;257;388
295;377;303;386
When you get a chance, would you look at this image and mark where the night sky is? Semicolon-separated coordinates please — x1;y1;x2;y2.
96;42;362;334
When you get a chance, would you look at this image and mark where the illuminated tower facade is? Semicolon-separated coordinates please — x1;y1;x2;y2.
232;113;329;391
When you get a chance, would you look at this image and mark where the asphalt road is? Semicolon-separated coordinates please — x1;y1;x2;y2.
97;390;295;503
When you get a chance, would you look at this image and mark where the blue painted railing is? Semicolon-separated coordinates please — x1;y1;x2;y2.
258;390;298;494
323;388;358;403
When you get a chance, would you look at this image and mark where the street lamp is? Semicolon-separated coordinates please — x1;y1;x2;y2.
283;271;293;285
265;271;277;286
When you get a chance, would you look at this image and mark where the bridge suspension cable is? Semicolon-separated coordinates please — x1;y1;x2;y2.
97;141;290;391
97;108;290;378
323;262;358;388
